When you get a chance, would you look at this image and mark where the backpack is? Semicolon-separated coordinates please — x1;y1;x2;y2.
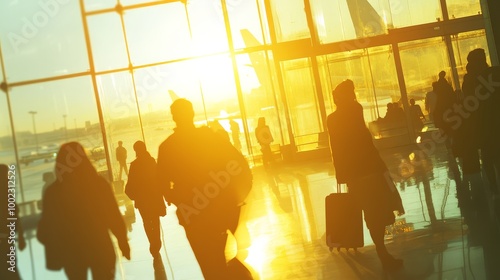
203;127;253;206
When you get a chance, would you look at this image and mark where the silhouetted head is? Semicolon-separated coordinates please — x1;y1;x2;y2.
118;141;123;146
171;98;194;127
438;71;446;79
387;103;393;109
333;79;356;106
55;142;97;183
466;48;488;73
133;141;148;157
257;117;266;127
410;98;415;105
467;48;486;64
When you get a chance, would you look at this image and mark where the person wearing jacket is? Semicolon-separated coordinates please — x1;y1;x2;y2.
327;80;404;271
37;142;130;279
125;140;166;258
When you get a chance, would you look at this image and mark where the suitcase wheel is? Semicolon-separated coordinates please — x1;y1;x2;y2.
337;247;341;252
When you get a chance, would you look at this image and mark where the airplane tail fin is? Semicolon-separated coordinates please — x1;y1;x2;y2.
346;0;386;38
168;90;180;103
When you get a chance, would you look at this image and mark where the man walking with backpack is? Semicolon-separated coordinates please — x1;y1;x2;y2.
157;98;253;279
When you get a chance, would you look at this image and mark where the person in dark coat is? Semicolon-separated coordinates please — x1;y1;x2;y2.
125;140;166;258
157;98;253;280
37;142;130;279
465;49;500;198
452;49;487;210
327;80;404;271
433;71;455;137
255;117;274;169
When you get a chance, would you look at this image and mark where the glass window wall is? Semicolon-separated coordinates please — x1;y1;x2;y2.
0;1;88;82
390;0;441;28
124;3;192;66
310;0;391;44
446;0;482;19
236;51;285;159
96;71;142;181
0;90;15;166
87;13;129;71
281;58;321;151
270;0;310;43
186;0;229;56
9;77;103;203
84;0;117;12
227;0;270;49
318;45;400;125
452;30;491;87
399;37;451;127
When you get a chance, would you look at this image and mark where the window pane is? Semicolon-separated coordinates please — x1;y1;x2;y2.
124;3;192;65
236;51;287;159
0;1;89;82
183;54;252;153
96;71;142;181
227;0;270;49
88;13;129;71
391;0;442;28
271;0;310;42
132;62;197;158
310;0;391;44
281;58;321;151
452;30;491;87
9;77;103;203
400;37;451;90
447;0;482;19
84;0;117;12
0;91;15;166
187;0;229;55
399;37;451;123
319;47;400;124
365;45;402;121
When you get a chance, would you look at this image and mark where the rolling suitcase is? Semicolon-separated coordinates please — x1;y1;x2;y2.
325;184;364;251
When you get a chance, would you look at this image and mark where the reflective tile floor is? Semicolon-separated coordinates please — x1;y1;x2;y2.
16;135;500;280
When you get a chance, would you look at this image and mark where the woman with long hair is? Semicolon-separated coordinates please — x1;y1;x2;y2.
37;142;130;279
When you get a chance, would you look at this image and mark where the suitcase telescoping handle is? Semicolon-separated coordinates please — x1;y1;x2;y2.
336;183;347;193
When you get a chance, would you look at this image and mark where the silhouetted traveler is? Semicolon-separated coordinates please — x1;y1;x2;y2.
37;142;130;279
468;50;500;198
453;50;485;209
382;102;395;122
116;141;128;180
409;98;425;132
255;117;274;169
125;140;166;258
157;99;253;280
1;164;26;280
433;71;455;136
327;80;405;271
